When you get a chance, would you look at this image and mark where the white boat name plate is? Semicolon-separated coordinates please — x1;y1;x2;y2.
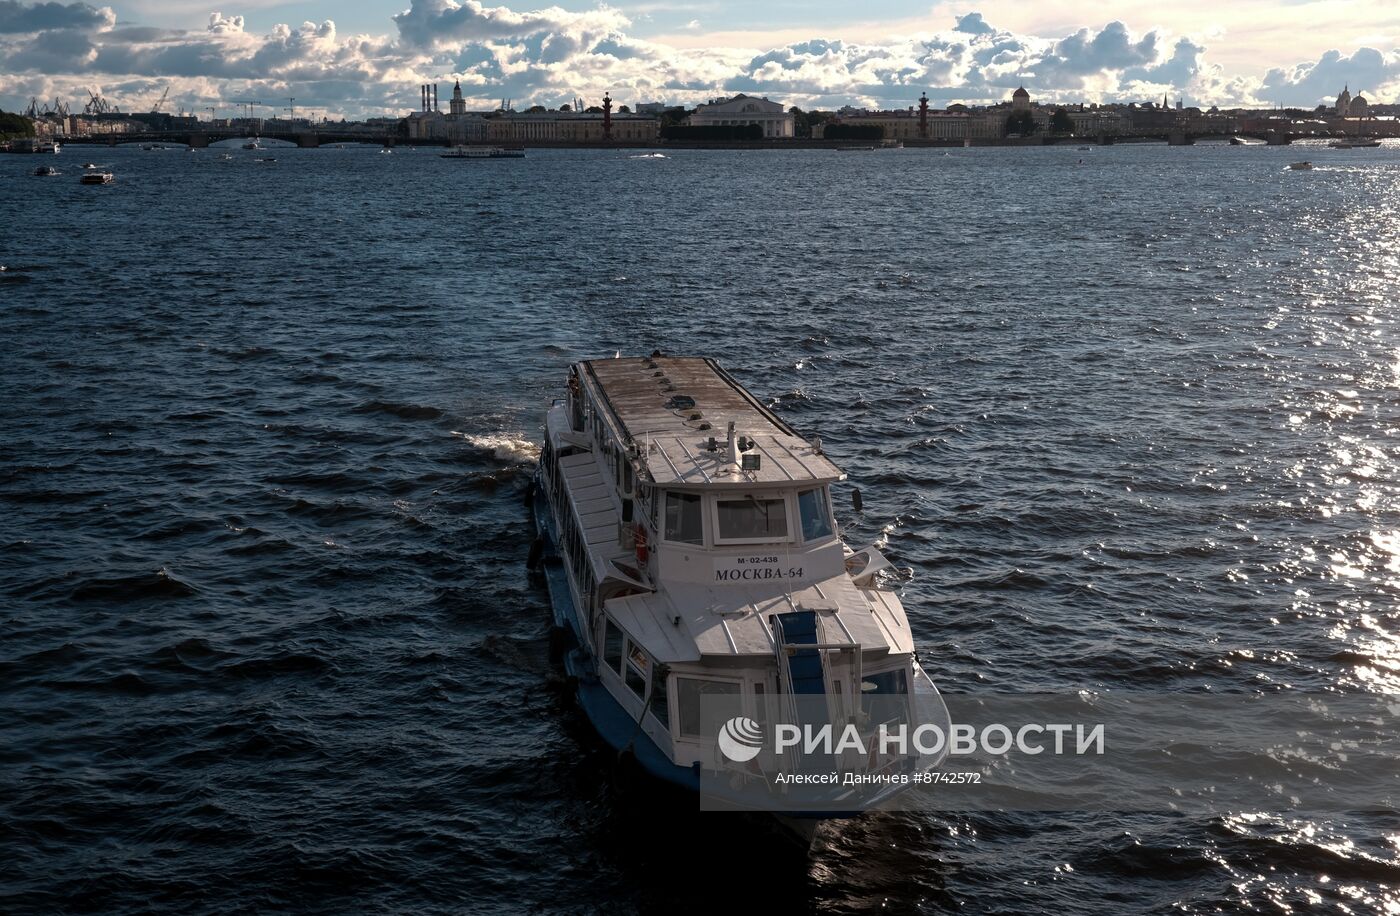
713;555;805;584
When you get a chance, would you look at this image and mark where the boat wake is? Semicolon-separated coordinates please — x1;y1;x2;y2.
629;153;667;159
451;431;540;463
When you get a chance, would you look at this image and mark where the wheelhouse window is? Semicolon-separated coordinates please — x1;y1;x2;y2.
715;496;789;542
664;492;704;544
797;488;834;542
676;678;741;739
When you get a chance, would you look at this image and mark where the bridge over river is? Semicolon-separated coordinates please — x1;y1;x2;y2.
59;128;408;148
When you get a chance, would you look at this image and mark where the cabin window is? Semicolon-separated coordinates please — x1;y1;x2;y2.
676;678;741;739
715;496;789;542
625;641;648;697
797;488;834;541
664;492;704;544
649;667;670;727
603;620;623;674
861;667;909;727
752;681;768;726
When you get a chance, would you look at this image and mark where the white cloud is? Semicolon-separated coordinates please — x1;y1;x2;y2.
207;11;243;34
1260;46;1400;107
0;2;1395;119
0;0;111;33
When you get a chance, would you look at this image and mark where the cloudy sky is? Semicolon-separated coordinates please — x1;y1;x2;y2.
1;0;1398;119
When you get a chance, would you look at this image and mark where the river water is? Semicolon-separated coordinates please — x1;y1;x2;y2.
3;141;1399;913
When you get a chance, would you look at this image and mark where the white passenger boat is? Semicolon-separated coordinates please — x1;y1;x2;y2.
532;355;950;824
5;138;60;154
439;145;526;159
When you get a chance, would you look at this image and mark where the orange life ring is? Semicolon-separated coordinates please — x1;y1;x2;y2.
634;523;649;565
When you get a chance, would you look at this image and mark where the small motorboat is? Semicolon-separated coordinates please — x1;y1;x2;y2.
82;162;98;168
219;153;233;160
255;157;277;162
33;165;60;176
1288;161;1314;171
1077;145;1092;151
242;140;261;150
379;147;393;154
80;170;114;184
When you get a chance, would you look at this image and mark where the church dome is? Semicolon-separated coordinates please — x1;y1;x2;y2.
1013;86;1030;99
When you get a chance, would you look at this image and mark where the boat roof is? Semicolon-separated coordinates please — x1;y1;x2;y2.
580;356;844;488
606;574;913;662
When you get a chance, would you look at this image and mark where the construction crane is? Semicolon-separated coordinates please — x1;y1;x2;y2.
24;97;70;118
229;99;263;121
85;88;118;115
151;85;169;114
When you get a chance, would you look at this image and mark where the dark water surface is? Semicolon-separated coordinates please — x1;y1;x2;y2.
3;142;1400;913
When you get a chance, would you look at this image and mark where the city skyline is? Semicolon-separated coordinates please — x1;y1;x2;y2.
1;0;1398;120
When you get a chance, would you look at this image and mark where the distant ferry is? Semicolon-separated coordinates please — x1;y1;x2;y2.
531;355;950;833
5;138;60;154
1329;138;1381;149
440;146;526;159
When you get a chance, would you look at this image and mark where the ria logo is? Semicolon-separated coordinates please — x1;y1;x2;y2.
717;716;764;762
